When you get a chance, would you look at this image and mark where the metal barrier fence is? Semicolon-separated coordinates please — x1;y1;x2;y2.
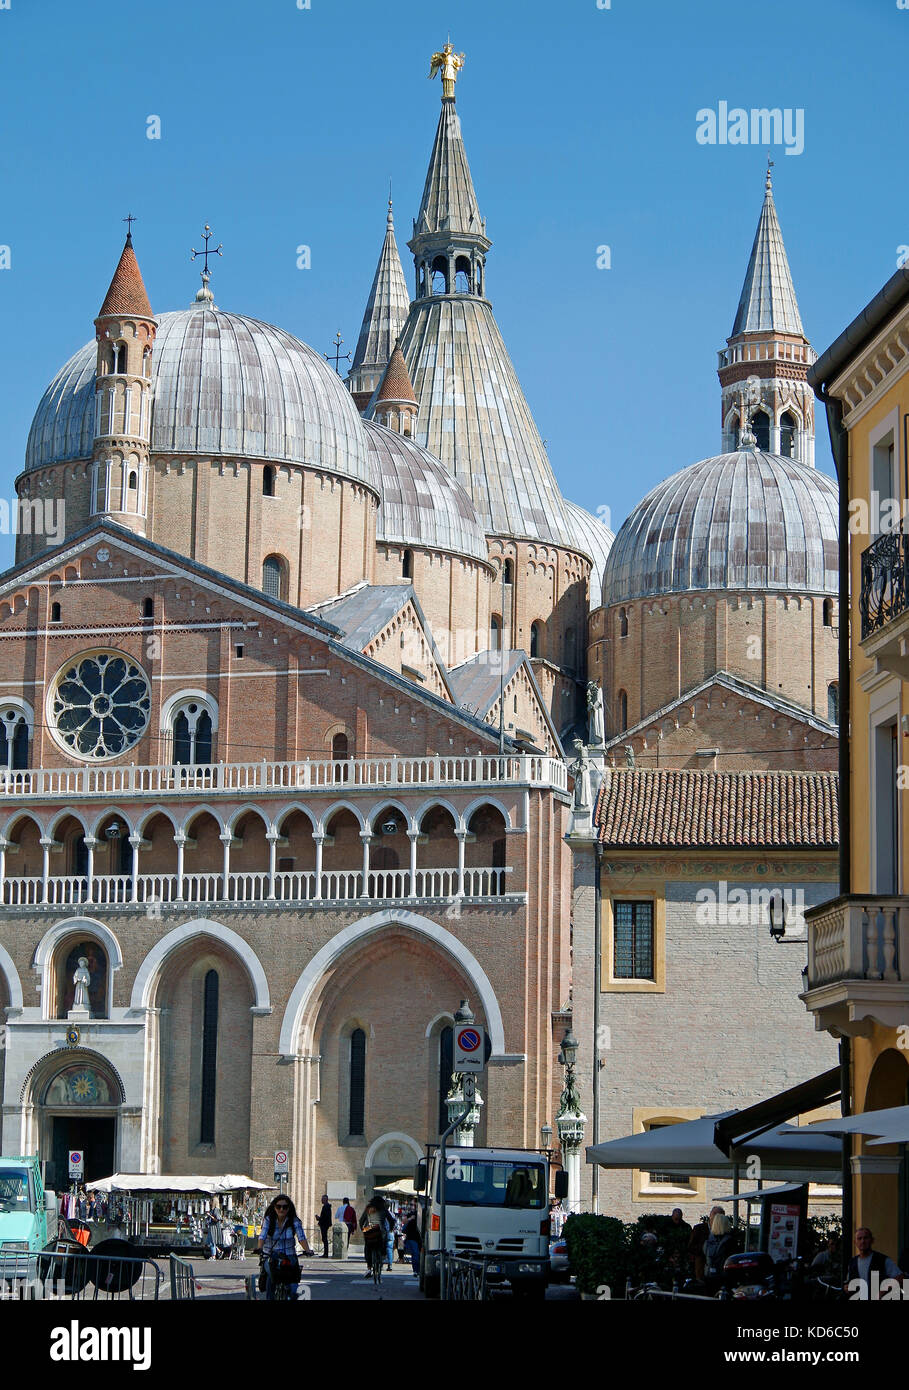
170;1254;260;1300
445;1253;492;1301
0;1246;162;1300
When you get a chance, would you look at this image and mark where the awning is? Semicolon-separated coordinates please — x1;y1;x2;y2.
86;1173;274;1194
373;1179;419;1199
780;1104;909;1145
710;1182;810;1204
587;1111;843;1181
713;1068;841;1155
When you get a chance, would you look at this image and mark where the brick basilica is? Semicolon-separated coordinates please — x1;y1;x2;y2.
0;51;839;1217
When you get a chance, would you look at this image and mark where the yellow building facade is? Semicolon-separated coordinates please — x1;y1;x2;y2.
805;267;909;1261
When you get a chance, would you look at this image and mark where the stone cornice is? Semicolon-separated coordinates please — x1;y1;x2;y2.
829;308;909;427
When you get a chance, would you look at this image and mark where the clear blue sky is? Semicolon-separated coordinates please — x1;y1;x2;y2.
0;0;901;570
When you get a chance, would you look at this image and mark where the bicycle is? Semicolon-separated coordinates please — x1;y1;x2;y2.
365;1237;384;1288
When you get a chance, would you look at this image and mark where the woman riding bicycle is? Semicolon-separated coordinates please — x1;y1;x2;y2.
257;1195;312;1300
359;1195;392;1284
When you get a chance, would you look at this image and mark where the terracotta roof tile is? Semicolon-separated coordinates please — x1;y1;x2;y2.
375;341;417;405
98;235;154;319
595;769;838;849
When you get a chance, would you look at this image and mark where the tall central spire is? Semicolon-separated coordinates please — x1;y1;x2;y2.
387;45;575;549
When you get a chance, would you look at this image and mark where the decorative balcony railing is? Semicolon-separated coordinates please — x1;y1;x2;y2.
0;754;567;801
805;895;909;989
0;866;513;908
860;531;909;640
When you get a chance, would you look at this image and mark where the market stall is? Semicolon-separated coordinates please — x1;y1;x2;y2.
84;1173;274;1253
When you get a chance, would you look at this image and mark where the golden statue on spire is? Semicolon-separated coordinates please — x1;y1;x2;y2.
429;41;465;99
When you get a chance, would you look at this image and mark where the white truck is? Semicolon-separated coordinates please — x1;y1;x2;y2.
415;1146;568;1300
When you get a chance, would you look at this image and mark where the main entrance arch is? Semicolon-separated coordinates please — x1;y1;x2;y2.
21;1049;125;1188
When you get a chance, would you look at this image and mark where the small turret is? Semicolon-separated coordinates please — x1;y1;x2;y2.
347;200;411;412
371;340;417;436
91;221;157;534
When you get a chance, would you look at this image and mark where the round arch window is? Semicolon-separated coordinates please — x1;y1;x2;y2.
48;650;150;761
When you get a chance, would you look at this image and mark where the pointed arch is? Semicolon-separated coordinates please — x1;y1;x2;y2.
365;799;416;834
460;796;515;832
0;940;23;1010
134;804;181;837
47;807;91;838
180;803;228;837
225;803;274;836
278;908;506;1057
318;801;367;835
129;918;270;1012
86;806;134;839
414;797;462;830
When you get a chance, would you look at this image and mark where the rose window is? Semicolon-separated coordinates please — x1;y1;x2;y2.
50;651;150;760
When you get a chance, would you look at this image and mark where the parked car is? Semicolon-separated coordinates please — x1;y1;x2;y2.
549;1234;570;1283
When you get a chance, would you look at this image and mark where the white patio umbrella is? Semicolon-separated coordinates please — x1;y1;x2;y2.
779;1105;909;1145
587;1111;843;1181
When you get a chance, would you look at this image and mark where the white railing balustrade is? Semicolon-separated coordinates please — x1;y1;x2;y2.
806;896;909;987
0;754;567;801
0;866;515;907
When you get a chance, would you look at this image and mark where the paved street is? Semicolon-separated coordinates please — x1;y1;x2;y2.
161;1255;577;1301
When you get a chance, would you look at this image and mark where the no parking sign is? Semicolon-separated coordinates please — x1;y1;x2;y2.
68;1150;84;1180
453;1024;485;1073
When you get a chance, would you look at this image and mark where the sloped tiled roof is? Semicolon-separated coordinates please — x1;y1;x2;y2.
375;341;417;406
595;769;838;849
98;235;154;319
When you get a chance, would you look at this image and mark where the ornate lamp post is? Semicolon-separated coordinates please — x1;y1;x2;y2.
445;999;483;1146
555;1028;587;1213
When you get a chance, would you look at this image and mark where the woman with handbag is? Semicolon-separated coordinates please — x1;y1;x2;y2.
256;1195;312;1301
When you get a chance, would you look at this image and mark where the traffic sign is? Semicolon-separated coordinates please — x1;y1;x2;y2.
454;1024;485;1073
274;1150;288;1174
68;1150;84;1180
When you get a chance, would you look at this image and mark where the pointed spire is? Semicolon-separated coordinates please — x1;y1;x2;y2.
375;340;417;407
731;162;804;337
348;199;411;410
413;92;484;237
98;229;153;319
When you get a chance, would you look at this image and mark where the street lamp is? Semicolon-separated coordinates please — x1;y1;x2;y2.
768;893;786;942
555;1027;587;1214
540;1123;553;1151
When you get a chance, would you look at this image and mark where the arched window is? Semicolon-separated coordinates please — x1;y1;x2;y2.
828;682;839;724
172;702;213;765
349;1028;366;1135
143;597;154;620
823;598;835;627
50;601;61;623
618;689;628;732
112;342;127;374
731;415;741;450
262;555;286;601
438;1025;453;1133
431;256;449;295
619;607;628;637
142;346;151;378
490;615;502;651
476;263;483;296
751;410;770;452
779;411;797;458
262;466;275;497
402;548;414;579
127;471;138;491
503;559;514;585
530;621;543;659
200;969;219;1144
454;257;472;294
332;731;349;780
0;705;29;771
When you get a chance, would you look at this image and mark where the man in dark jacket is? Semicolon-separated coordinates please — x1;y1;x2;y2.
845;1227;903;1297
317;1195;333;1258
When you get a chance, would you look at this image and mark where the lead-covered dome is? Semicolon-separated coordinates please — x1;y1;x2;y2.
364;420;489;564
563;500;615;595
25;308;371;484
602;449;838;605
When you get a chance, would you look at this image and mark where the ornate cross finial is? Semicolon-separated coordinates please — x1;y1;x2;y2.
123;213;137;244
766;155;775;192
325;331;352;375
191;224;223;276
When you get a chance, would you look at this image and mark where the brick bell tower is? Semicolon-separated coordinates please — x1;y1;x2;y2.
91;220;157;534
717;165;816;465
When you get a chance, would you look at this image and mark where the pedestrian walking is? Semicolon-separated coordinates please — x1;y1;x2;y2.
317;1194;333;1258
341;1196;357;1246
403;1209;422;1276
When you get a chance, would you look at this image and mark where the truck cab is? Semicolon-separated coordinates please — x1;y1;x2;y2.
0;1156;52;1278
415;1146;568;1299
